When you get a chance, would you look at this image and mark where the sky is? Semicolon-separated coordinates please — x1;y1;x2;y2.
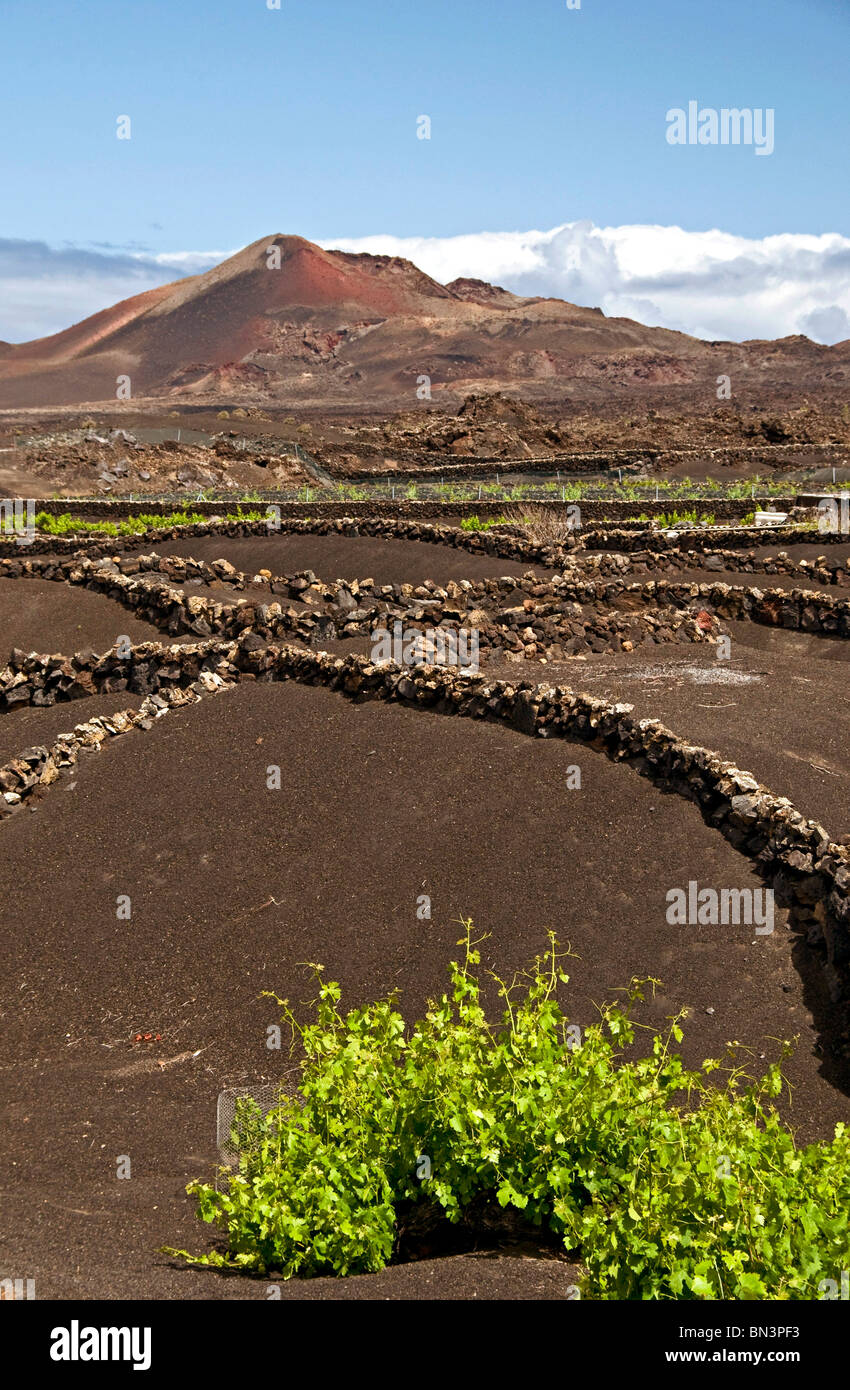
1;0;848;343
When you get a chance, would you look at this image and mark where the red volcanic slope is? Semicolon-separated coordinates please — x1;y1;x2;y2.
0;233;842;408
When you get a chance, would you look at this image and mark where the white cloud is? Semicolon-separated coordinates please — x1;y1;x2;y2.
1;223;849;345
132;249;235;274
0;240;195;343
799;305;850;343
0;242;235;343
320;221;850;344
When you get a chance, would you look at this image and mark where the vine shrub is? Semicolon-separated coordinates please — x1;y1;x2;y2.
459;515;509;531
164;926;850;1297
33;509;270;537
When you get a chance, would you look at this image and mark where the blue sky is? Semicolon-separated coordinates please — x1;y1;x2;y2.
1;0;848;342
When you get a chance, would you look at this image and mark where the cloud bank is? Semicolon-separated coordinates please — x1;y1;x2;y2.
0;240;227;344
1;223;849;346
320;222;850;345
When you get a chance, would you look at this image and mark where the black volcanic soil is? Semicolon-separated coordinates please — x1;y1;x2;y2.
3;511;849;1304
1;679;842;1301
158;532;553;585
0;578;168;657
562;625;850;840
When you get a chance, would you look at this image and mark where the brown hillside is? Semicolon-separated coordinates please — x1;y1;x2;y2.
0;233;843;410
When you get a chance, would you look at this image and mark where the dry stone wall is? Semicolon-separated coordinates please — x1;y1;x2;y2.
1;635;847;1000
2;550;848;687
27;494;793;521
583;525;846;553
0;515;571;568
0;561;717;689
574;547;849;587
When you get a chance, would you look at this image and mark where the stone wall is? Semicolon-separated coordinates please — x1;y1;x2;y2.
2;635;846;998
583;524;844;553
24;496;793;522
2;550;848;682
241;644;850;1000
550;575;850;637
0;557;717;686
0;515;570;568
0;638;238;708
576;546;849;586
5;515;841;577
0;681;228;808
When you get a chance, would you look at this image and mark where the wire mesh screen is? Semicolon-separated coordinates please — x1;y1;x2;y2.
216;1082;285;1166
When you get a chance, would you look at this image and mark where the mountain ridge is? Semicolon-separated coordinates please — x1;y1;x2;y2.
0;233;844;409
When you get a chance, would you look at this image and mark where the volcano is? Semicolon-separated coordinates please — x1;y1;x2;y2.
0;233;844;409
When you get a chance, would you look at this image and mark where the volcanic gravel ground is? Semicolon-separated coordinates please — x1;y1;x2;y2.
0;680;844;1300
0;692;145;767
566;625;850;839
312;616;850;837
159;532;553;585
721;618;850;665
0;578;167;657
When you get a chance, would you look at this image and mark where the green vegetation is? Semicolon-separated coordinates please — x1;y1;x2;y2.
164;928;850;1298
22;472;807;514
325;483;370;502
33;508;269;537
459;515;509;531
267;474;796;505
